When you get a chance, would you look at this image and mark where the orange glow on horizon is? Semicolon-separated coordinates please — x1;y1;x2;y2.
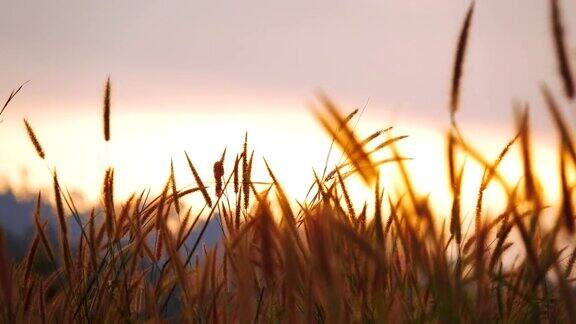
0;102;564;225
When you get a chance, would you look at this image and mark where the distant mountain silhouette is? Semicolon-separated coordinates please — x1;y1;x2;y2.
0;190;223;260
0;190;54;237
0;191;58;259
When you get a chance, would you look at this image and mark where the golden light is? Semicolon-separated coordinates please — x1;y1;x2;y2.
0;99;563;228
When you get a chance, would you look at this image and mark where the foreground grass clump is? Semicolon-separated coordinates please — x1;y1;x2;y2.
1;93;576;322
2;0;576;322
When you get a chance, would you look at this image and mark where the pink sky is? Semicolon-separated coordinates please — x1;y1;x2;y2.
0;0;575;215
1;1;573;126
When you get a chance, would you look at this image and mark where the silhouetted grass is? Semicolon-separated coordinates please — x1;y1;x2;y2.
1;1;576;322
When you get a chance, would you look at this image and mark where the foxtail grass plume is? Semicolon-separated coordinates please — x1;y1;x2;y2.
559;145;575;233
53;171;73;280
541;84;576;165
550;0;575;99
242;133;250;208
170;159;180;214
447;131;463;243
450;2;475;117
184;151;212;207
103;77;111;142
313;93;378;186
213;148;226;197
23;119;45;159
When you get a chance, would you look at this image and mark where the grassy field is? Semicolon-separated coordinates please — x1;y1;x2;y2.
2;0;576;322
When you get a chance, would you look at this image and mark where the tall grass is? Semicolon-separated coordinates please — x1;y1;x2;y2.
1;1;576;322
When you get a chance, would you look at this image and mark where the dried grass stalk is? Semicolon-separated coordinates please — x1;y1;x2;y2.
23;119;45;159
450;2;475;115
103;77;111;141
242;134;250;208
170;159;180;214
550;0;575;99
53;171;73;280
103;168;115;240
214;148;226;197
184;151;212;207
559;145;574;233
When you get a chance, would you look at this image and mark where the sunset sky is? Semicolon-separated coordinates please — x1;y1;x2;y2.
1;0;575;217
